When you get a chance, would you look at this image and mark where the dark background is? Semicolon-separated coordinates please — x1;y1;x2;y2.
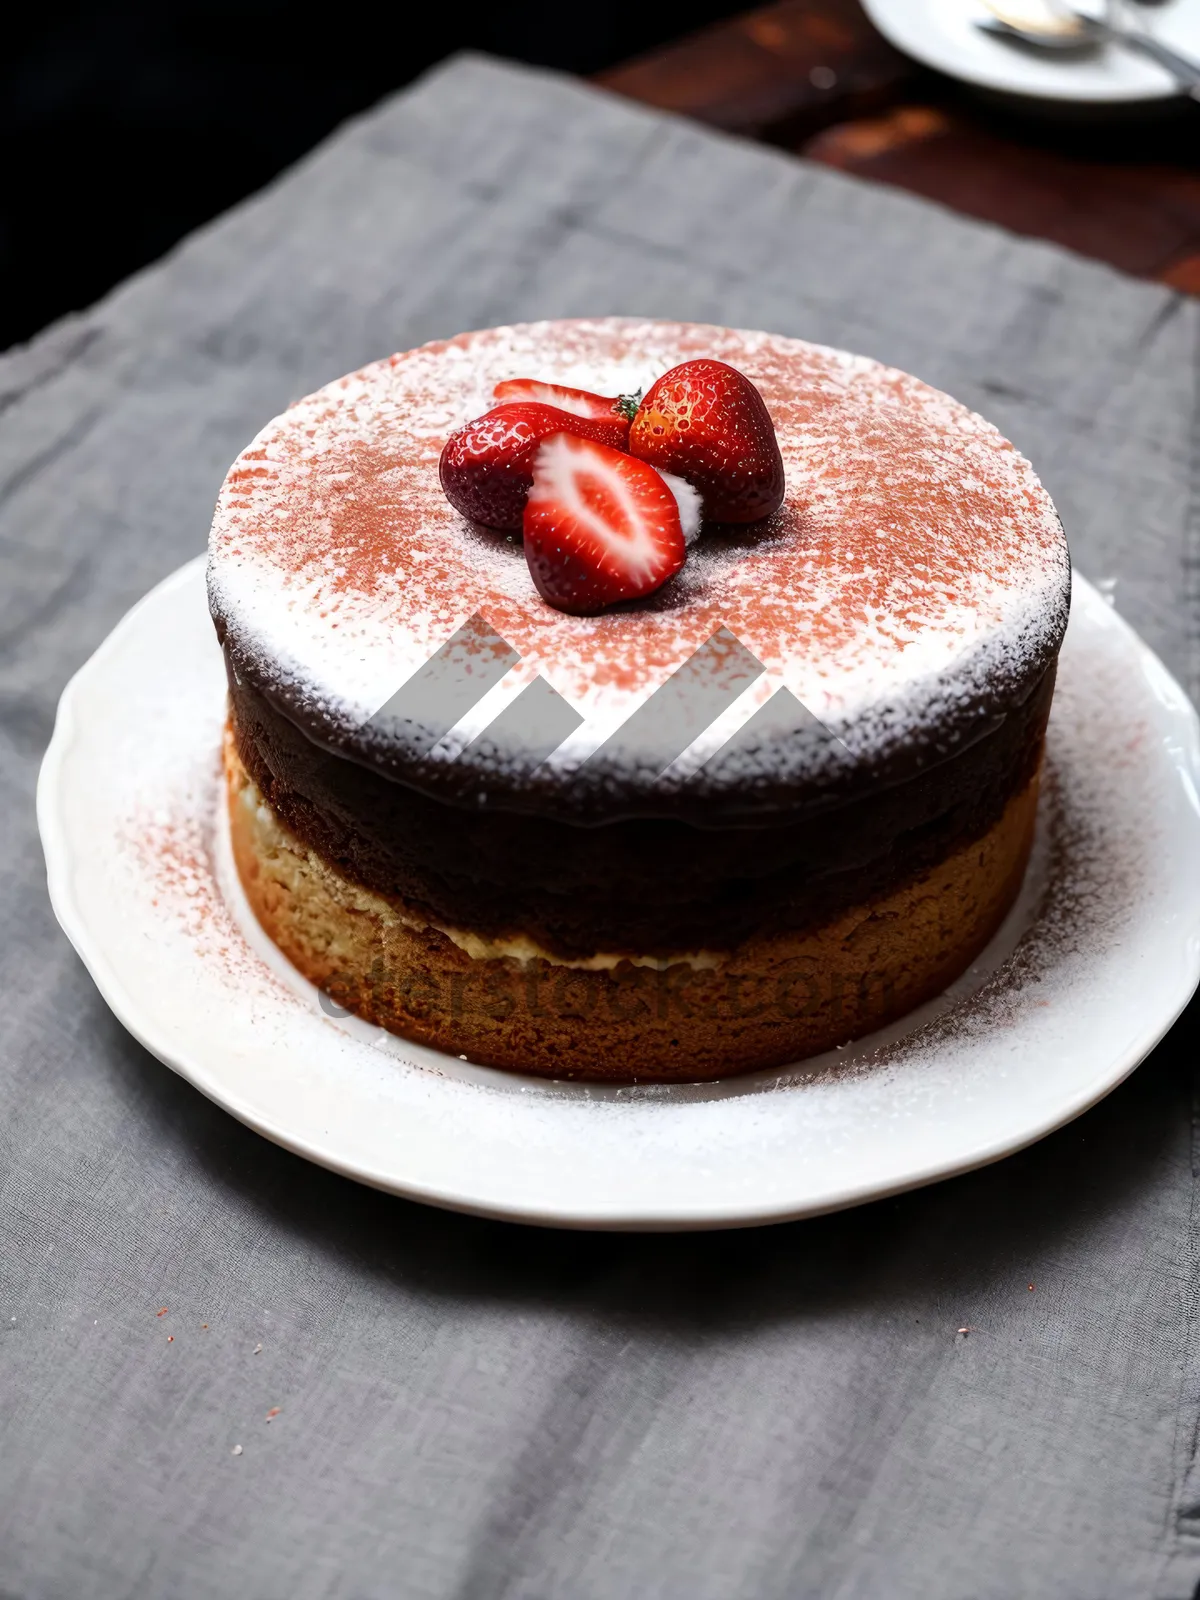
3;2;744;353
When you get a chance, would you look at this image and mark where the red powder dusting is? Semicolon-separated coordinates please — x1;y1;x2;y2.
208;319;1066;723
124;754;305;1010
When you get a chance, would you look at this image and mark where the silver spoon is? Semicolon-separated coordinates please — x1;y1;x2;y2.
976;0;1200;92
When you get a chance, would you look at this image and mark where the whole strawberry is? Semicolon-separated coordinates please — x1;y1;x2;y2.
628;359;785;524
440;403;628;531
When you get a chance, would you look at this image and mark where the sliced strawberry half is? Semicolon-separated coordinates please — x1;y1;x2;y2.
439;402;629;531
523;434;692;615
492;379;629;427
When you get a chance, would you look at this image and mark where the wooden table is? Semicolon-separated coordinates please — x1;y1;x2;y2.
599;0;1200;291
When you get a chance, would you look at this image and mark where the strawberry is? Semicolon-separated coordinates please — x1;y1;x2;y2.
492;379;630;429
523;434;696;615
439;403;629;531
628;359;785;524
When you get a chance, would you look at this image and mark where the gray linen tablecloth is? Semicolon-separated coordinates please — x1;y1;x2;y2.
3;53;1200;1600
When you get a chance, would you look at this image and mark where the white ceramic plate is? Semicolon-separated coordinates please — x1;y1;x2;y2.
38;558;1200;1229
862;0;1200;103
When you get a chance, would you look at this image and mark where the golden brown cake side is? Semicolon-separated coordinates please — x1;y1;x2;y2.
225;730;1040;1082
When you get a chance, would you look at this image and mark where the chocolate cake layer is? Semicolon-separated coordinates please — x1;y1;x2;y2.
227;661;1053;959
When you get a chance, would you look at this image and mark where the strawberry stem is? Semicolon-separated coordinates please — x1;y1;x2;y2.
615;389;643;423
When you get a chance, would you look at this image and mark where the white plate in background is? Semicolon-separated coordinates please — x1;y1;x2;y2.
862;0;1200;102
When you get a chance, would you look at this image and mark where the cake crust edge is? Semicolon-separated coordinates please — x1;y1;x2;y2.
225;730;1040;1083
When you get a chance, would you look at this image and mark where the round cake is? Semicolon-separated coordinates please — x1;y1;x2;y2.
208;318;1071;1081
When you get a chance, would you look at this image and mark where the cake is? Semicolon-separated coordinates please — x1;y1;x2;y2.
207;318;1070;1082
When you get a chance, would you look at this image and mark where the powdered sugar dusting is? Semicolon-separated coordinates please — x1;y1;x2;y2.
777;616;1158;1093
207;318;1070;794
124;754;298;1012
